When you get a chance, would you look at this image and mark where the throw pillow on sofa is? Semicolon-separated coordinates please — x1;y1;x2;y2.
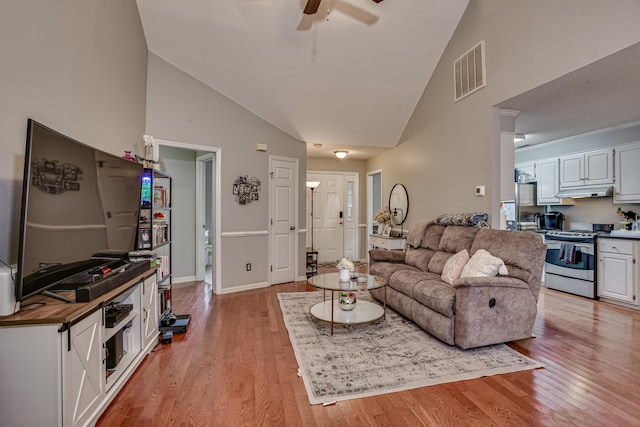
441;249;470;285
460;249;509;278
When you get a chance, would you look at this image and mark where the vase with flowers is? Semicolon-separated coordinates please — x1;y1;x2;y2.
374;208;391;234
336;257;355;281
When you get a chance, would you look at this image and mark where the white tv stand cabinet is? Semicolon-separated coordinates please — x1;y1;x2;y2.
0;268;158;427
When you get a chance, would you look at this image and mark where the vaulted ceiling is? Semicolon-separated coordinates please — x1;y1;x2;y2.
136;2;640;159
136;0;470;157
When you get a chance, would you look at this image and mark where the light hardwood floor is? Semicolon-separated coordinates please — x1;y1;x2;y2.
98;270;640;426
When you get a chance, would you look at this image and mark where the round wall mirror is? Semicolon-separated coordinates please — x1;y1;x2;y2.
389;183;409;225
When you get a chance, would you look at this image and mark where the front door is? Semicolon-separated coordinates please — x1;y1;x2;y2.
307;173;344;263
270;157;297;284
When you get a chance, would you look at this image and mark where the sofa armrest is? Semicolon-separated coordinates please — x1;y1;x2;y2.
369;249;406;264
452;276;530;291
452;276;538;349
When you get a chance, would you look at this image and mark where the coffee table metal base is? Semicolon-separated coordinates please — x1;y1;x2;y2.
310;299;384;335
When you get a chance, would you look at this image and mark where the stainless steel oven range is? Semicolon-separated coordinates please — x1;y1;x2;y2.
544;230;596;298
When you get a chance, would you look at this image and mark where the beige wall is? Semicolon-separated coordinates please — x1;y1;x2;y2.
366;0;640;230
0;0;148;262
307;157;368;258
145;54;307;290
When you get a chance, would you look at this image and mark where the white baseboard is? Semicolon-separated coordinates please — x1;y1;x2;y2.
172;276;196;286
220;281;270;294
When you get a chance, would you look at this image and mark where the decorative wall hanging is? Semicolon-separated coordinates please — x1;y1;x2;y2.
31;158;82;194
233;175;261;204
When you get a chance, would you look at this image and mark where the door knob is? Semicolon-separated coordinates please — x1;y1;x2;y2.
290;225;295;230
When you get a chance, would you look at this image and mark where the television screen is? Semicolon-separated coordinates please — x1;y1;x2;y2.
16;119;143;303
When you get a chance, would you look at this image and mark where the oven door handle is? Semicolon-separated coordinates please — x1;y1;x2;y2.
546;241;594;255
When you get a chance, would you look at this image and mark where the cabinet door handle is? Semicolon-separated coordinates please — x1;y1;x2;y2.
289;225;295;230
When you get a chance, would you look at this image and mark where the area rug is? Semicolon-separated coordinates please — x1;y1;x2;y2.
277;291;543;405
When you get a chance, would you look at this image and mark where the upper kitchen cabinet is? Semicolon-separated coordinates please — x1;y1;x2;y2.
559;148;613;189
614;142;640;203
515;161;536;181
536;158;560;204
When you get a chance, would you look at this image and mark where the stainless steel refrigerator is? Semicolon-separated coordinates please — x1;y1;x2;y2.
505;171;544;230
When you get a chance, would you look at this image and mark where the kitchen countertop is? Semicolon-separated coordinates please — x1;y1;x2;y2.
601;230;640;239
510;229;640;240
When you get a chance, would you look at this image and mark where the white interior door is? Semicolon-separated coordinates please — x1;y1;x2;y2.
270;157;297;284
308;173;344;263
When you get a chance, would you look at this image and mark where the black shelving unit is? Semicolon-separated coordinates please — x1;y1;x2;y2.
139;168;173;318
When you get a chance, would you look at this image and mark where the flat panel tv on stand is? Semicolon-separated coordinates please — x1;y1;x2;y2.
15;119;144;309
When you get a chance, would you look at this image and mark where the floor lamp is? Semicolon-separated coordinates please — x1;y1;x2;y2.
306;181;320;250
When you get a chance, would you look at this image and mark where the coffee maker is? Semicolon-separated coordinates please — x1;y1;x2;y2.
543;211;564;230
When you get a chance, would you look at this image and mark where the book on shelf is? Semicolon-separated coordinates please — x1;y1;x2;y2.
151;224;168;245
156;255;170;281
154;186;170;208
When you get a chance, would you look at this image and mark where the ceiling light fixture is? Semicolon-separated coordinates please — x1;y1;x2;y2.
514;133;526;142
334;150;348;159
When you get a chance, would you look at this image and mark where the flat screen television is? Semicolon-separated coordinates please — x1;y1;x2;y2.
16;119;144;305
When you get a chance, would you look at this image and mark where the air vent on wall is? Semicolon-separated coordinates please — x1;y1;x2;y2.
454;40;486;102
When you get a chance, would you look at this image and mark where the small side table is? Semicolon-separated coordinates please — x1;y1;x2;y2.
306;247;318;278
369;234;406;251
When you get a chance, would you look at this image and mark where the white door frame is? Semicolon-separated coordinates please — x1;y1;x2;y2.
196;153;214;282
269;155;299;284
367;169;383;253
153;139;222;295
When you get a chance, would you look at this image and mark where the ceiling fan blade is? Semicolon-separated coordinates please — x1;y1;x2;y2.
303;0;322;15
297;15;314;31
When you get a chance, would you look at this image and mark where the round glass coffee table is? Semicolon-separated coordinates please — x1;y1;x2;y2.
307;272;388;335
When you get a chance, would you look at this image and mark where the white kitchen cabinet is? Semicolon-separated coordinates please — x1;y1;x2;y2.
614;142;640;203
559;148;613;189
515;161;536;181
597;238;638;306
536;158;560;204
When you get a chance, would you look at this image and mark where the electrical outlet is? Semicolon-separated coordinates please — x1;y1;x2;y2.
246;263;251;271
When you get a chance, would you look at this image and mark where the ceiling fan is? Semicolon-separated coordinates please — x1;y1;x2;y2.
303;0;383;15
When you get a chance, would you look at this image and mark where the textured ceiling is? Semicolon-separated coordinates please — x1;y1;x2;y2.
136;0;469;152
499;42;640;148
